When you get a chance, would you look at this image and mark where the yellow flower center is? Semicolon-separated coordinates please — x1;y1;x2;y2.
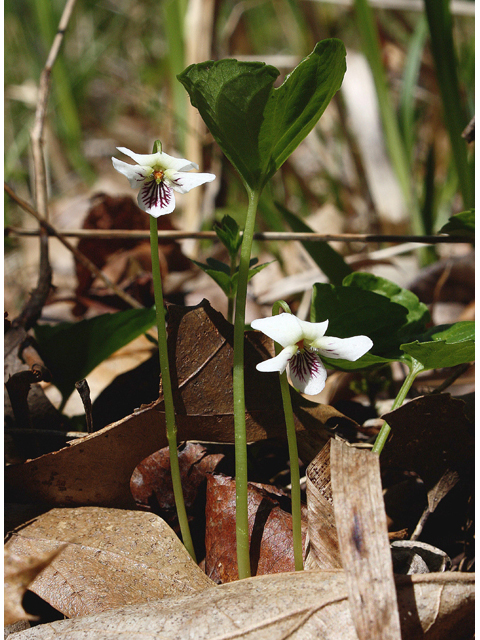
153;169;165;183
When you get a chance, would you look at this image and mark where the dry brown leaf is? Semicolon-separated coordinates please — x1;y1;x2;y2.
74;194;190;316
381;394;474;494
4;546;63;626
4;507;214;618
5;301;355;508
204;474;307;583
130;441;224;512
331;439;401;640
304;442;342;570
6;571;474;640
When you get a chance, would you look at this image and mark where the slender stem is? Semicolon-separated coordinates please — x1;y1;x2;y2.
227;252;236;324
233;188;261;579
150;216;196;562
371;358;424;455
272;301;303;571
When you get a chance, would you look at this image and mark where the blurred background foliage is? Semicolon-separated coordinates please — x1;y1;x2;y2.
4;0;474;248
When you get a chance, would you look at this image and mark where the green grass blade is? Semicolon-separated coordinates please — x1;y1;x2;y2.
399;16;428;161
423;0;474;209
353;0;423;235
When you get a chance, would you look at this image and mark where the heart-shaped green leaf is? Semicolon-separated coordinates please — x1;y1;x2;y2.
178;40;346;191
35;308;157;402
342;272;431;342
400;321;475;370
311;283;410;358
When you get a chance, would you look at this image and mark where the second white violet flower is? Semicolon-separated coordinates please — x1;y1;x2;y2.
251;313;373;395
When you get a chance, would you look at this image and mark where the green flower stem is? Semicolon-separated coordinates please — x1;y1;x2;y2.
233;187;261;580
272;301;303;571
150;216;196;562
371;358;424;455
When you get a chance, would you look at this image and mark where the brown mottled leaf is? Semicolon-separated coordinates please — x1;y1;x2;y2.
204;474;307;583
6;571;474;640
4;547;63;626
4;507;214;618
5;301;355;507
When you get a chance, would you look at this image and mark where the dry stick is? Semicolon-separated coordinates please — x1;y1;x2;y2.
5;226;473;243
16;0;78;329
5;184;143;310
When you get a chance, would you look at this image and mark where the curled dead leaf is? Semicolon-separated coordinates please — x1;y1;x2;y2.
4;546;64;626
4;507;214;618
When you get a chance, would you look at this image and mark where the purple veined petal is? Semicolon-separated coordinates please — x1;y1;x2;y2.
315;335;373;361
137;180;176;217
297;318;329;343
251;314;304;348
112;157;151;188
256;345;298;374
169;171;216;194
288;349;327;395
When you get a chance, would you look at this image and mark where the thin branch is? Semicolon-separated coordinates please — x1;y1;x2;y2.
5;184;143;310
16;0;78;329
5;223;473;244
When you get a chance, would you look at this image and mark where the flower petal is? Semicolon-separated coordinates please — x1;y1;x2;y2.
251;314;304;348
314;335;373;361
112;157;152;188
256;345;298;374
157;152;199;172
288;349;327;395
116;147;163;167
297;318;329;343
137;181;176;217
116;147;199;172
168;171;216;194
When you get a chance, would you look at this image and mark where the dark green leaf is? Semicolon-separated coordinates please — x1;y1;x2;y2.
193;257;273;299
400;321;475;370
276;202;352;285
35;308;157;402
178;40;346;190
439;209;475;239
342;272;430;340
311;282;410;359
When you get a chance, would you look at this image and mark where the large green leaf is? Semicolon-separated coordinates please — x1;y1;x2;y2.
178;40;346;191
35;308;157;402
342;272;431;341
311;282;410;358
400;321;475;370
311;273;431;370
276;202;352;286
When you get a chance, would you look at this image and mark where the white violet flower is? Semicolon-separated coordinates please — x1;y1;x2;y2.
251;314;373;395
112;145;216;217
